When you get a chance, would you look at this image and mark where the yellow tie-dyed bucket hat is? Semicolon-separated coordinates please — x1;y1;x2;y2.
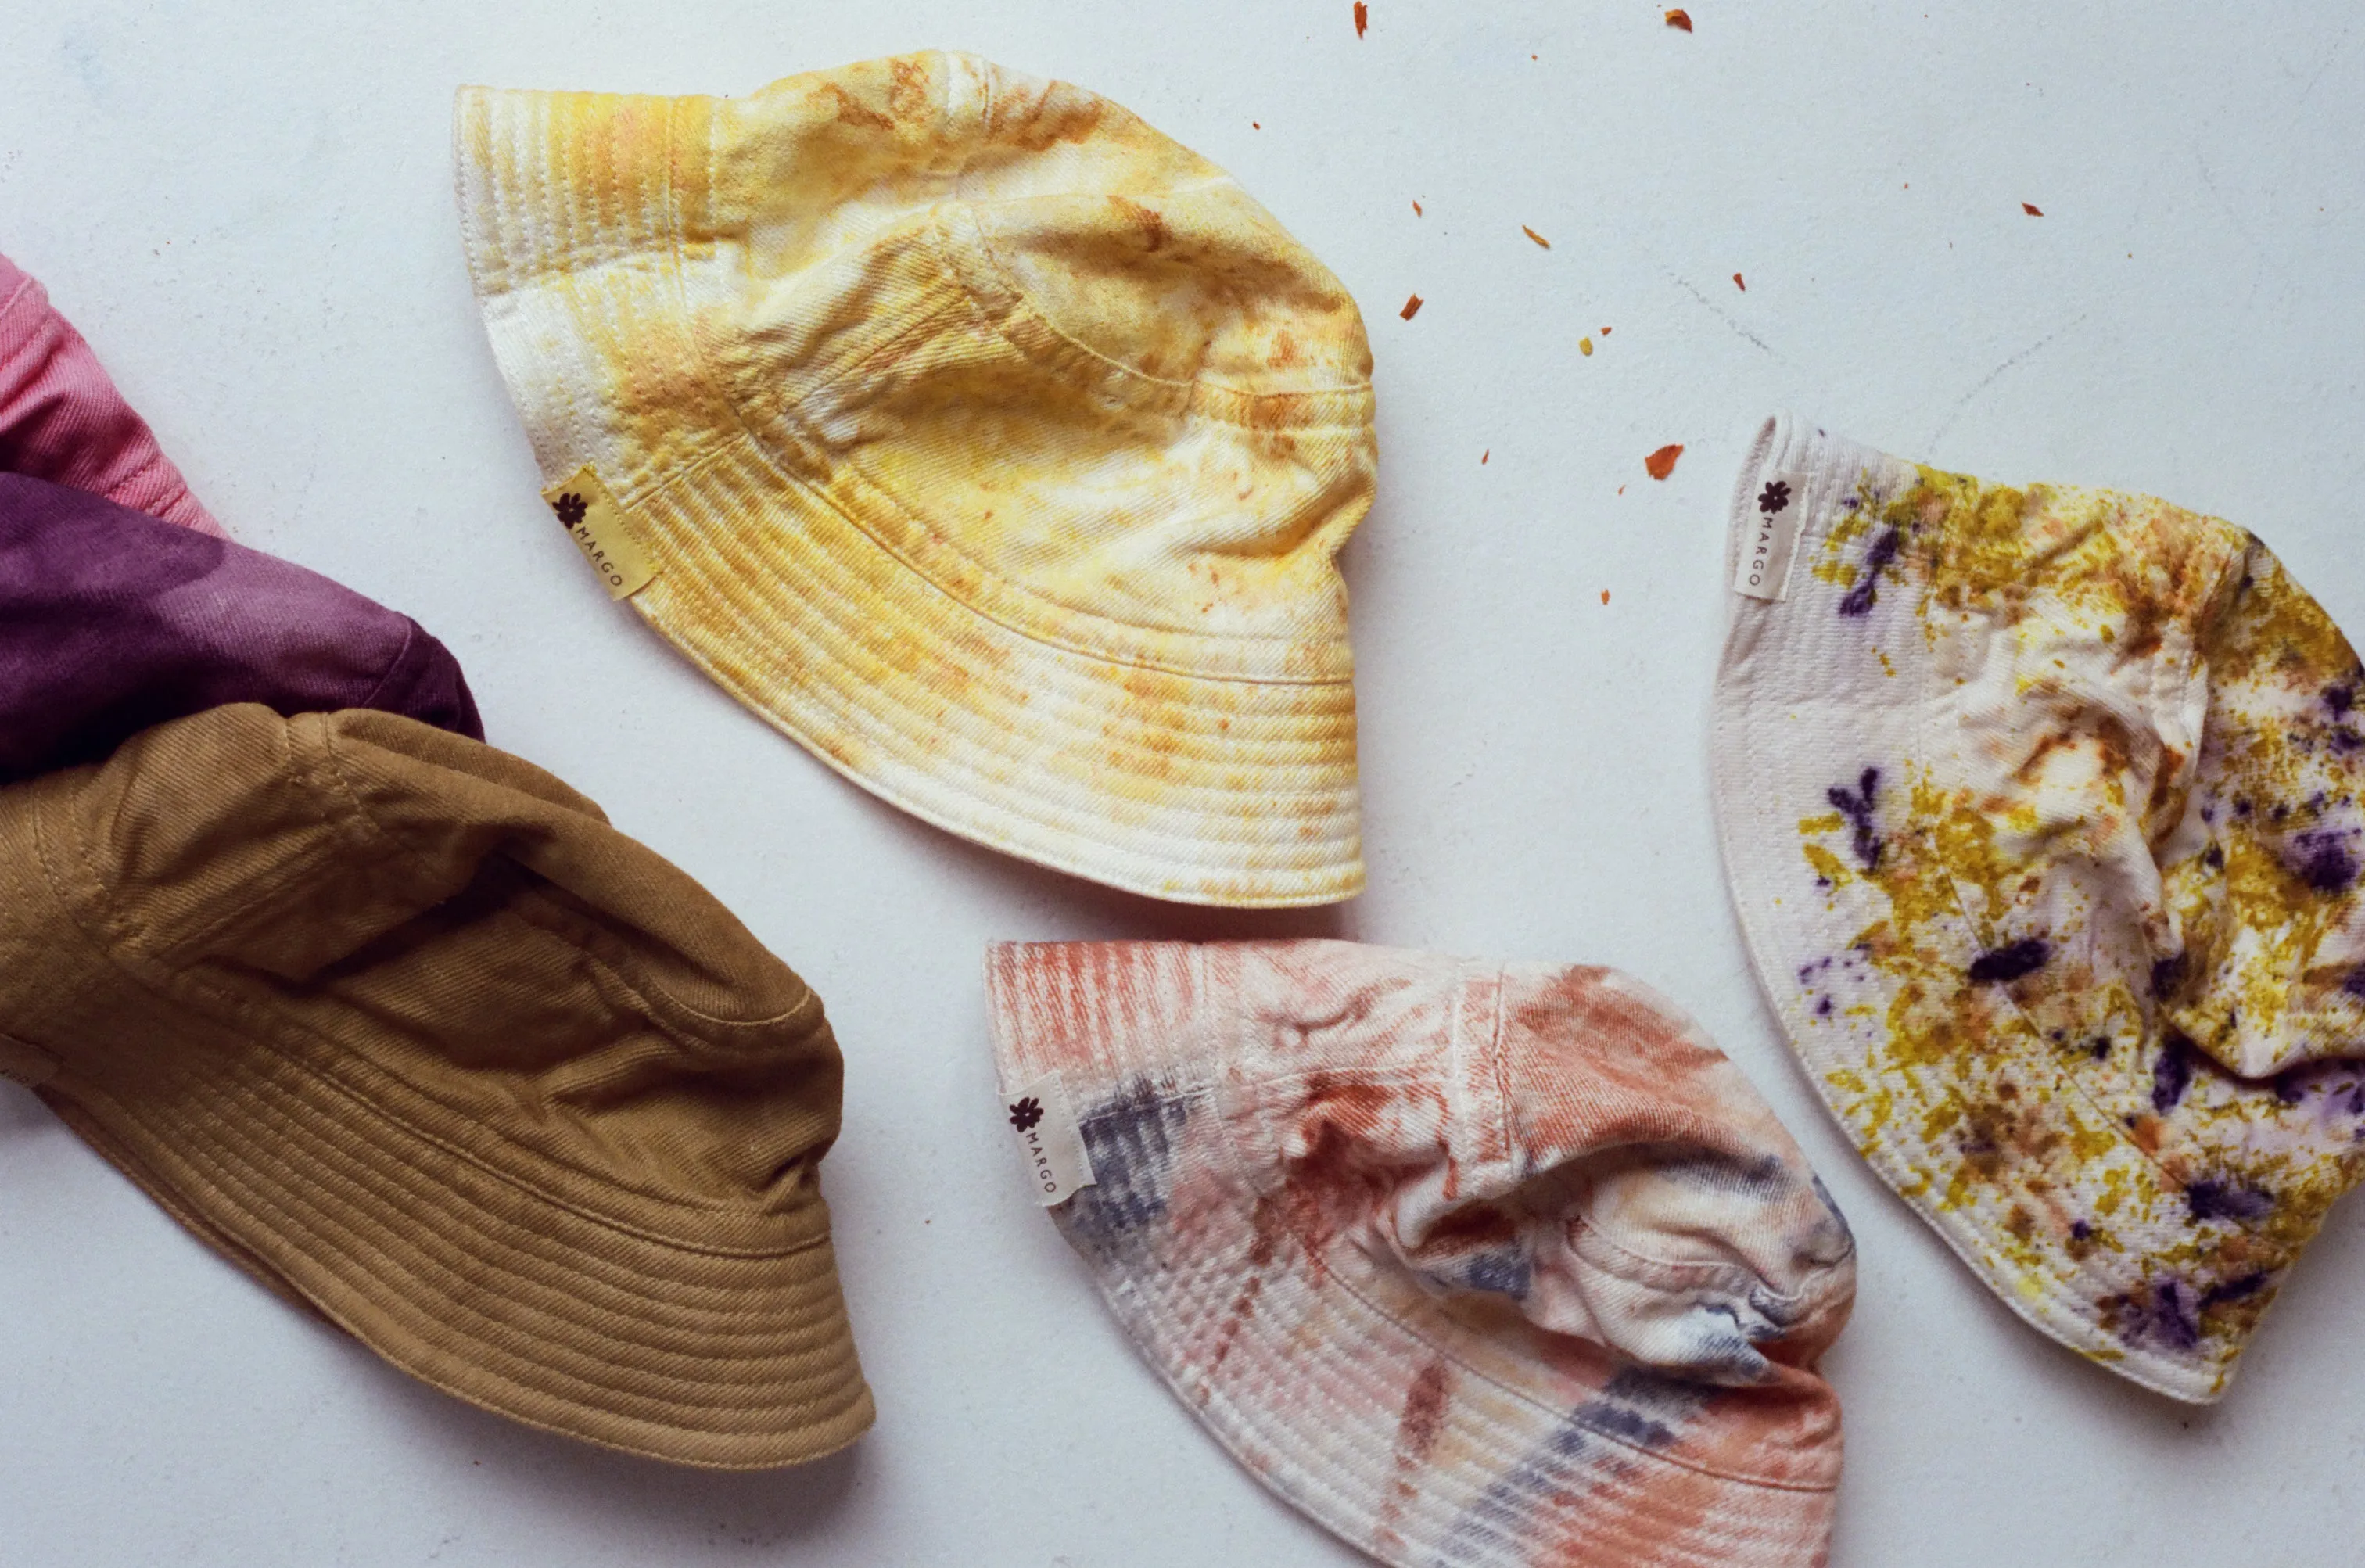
1714;414;2365;1401
453;52;1375;906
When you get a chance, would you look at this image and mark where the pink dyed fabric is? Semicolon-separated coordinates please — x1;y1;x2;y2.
0;253;224;537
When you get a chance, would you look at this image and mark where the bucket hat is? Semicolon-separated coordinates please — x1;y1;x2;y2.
985;939;1855;1568
0;472;479;781
454;50;1376;907
0;250;222;536
1713;414;2365;1401
0;704;872;1466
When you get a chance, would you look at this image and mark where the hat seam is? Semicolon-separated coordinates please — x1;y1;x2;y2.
1186;953;1832;1493
1566;1211;1850;1312
953;199;1376;414
648;430;1358;691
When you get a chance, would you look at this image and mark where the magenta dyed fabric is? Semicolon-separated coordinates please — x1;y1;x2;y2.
0;473;480;781
0;253;224;537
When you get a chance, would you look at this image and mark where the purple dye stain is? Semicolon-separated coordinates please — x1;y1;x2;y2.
2151;1035;2195;1113
2069;1220;2094;1241
2288;828;2360;894
1825;768;1883;869
1967;938;2050;984
2199;1271;2268;1310
1815;995;1835;1017
2184;1179;2274;1224
1836;526;1901;617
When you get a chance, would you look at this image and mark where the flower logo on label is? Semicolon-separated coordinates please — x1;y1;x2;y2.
1758;479;1792;515
1007;1096;1044;1132
552;493;588;529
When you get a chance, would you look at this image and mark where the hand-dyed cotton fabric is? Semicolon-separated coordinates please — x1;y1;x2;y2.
0;253;223;536
986;940;1855;1568
454;51;1376;908
0;473;479;781
1714;414;2365;1401
0;704;871;1468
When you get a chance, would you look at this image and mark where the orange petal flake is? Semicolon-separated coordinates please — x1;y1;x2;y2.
1645;443;1685;479
2023;202;2044;216
1400;293;1423;320
1665;9;1692;30
1355;2;1369;37
1523;225;1551;248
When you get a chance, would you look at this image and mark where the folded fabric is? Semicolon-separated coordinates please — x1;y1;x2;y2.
0;473;479;780
0;704;873;1467
455;51;1376;908
1714;414;2365;1401
0;252;223;536
986;940;1855;1568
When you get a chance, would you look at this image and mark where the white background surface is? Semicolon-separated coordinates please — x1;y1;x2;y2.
3;2;2363;1563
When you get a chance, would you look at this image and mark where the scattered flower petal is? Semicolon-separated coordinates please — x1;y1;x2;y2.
1664;8;1692;30
1355;2;1369;38
2023;201;2044;216
1400;293;1423;320
1480;449;1491;465
1600;590;1611;605
1732;271;1746;291
1645;443;1685;479
1523;225;1551;249
1412;199;1423;216
1580;337;1594;356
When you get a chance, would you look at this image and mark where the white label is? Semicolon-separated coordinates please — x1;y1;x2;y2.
1733;469;1807;601
1001;1070;1096;1207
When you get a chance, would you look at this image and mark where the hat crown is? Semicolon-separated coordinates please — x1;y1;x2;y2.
691;52;1377;660
23;705;840;1211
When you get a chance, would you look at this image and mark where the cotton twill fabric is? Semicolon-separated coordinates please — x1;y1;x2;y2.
987;940;1856;1568
0;705;872;1467
0;252;223;536
1714;414;2365;1402
0;473;479;780
454;51;1376;908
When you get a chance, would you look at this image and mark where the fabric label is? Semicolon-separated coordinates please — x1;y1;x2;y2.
1002;1070;1096;1207
541;465;656;600
1733;470;1808;601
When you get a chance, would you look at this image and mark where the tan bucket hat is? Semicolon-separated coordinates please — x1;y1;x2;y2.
0;704;871;1467
453;50;1376;908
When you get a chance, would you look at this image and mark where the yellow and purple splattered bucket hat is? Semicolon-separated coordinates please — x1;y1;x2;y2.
454;52;1375;907
1714;414;2365;1401
987;940;1856;1568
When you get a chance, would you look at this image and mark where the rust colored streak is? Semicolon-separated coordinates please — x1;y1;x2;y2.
1665;8;1692;30
1645;443;1685;479
1400;293;1423;320
2023;202;2044;217
1355;2;1369;38
1523;225;1551;249
1394;1361;1452;1464
1733;271;1746;291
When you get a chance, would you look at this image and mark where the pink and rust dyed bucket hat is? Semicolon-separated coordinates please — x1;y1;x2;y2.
986;940;1856;1568
1714;414;2365;1401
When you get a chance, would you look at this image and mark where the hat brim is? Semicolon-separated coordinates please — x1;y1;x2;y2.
2;780;874;1469
453;84;1363;909
987;943;1837;1568
1708;414;2233;1402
